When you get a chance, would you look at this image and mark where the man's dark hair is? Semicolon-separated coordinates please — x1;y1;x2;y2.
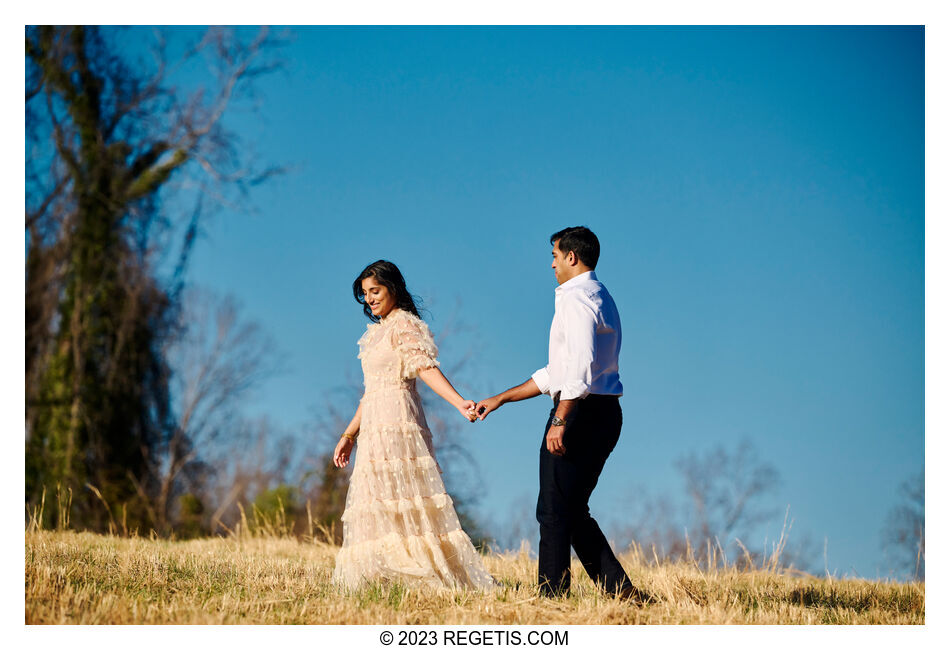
550;226;600;269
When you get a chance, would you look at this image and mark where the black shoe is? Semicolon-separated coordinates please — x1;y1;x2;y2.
617;584;656;605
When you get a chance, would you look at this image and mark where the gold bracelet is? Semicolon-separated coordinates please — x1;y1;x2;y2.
342;432;357;442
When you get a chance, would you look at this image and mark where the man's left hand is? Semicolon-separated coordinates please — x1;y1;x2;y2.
546;424;566;456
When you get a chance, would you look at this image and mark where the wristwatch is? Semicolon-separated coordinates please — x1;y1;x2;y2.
550;415;567;427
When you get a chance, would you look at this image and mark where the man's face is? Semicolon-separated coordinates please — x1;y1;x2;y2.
551;241;572;285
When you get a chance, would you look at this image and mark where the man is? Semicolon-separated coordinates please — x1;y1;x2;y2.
477;226;645;601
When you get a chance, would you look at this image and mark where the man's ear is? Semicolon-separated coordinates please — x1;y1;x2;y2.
566;250;577;266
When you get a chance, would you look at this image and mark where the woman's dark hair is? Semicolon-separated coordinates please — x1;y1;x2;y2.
550;226;600;269
353;260;423;322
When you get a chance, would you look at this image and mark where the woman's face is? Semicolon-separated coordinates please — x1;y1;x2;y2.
361;276;397;319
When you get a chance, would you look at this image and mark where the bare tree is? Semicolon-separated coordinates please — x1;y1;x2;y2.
488;493;539;553
140;288;281;533
615;439;797;570
676;439;781;552
612;486;685;560
202;416;305;536
882;471;924;581
25;26;286;531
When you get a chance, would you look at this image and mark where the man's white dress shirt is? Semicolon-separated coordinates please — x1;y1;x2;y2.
531;270;623;401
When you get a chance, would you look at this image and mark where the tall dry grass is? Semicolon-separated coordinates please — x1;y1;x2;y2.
25;517;924;624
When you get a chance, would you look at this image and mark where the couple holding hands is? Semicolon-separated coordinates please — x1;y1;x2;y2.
331;226;646;602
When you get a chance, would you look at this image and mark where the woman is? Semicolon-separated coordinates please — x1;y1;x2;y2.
331;260;495;591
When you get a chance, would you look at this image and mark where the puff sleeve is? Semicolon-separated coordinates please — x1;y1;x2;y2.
391;313;440;379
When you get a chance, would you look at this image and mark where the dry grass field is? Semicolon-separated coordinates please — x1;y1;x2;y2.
25;528;923;625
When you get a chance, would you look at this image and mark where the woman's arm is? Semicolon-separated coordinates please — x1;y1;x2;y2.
342;401;363;438
417;367;477;421
333;401;363;468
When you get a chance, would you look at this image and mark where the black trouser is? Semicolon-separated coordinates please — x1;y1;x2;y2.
536;393;633;597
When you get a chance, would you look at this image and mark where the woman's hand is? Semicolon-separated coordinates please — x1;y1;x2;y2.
456;399;478;423
333;436;355;468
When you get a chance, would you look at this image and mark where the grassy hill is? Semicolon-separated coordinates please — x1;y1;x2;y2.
25;530;923;624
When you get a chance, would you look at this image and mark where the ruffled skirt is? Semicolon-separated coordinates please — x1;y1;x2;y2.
332;386;495;591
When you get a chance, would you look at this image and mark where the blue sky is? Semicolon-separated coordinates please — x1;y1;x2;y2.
147;26;922;579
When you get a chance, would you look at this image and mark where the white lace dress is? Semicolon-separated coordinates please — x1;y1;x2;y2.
332;309;495;591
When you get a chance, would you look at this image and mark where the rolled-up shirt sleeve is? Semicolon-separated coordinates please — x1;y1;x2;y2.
558;295;598;400
531;365;552;396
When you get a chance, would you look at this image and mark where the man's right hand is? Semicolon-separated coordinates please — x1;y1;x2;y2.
475;395;504;421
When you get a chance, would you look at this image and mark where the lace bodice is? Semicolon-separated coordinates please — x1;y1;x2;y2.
357;309;440;393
